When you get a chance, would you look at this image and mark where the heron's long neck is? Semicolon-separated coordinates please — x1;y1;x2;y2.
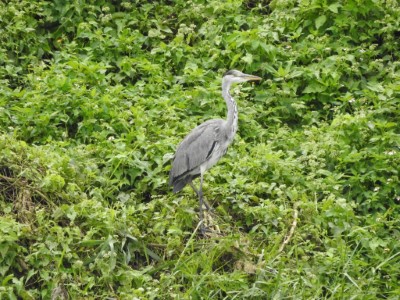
222;80;238;135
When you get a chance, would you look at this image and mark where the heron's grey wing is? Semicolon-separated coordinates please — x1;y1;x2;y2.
169;119;224;191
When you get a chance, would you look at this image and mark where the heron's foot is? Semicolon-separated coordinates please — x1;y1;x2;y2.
198;210;221;237
199;223;222;237
199;223;212;235
202;201;214;212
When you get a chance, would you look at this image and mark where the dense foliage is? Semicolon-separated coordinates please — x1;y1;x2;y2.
1;0;399;298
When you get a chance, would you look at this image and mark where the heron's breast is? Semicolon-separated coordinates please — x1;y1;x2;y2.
200;144;222;171
202;138;234;172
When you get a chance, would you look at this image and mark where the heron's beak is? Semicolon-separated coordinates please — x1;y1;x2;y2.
243;74;262;82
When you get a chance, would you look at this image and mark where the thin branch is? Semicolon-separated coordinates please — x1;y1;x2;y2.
278;202;299;253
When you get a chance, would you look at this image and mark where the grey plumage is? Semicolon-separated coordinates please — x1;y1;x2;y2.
169;70;261;233
169;119;224;192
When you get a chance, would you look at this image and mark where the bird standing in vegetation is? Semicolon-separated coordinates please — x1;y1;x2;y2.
169;70;261;234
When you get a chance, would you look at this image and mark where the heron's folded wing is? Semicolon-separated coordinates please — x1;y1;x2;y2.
169;119;223;184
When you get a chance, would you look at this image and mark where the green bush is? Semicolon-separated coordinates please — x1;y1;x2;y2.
0;0;399;298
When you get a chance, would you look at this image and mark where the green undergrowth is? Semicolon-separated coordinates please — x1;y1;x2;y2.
1;0;399;299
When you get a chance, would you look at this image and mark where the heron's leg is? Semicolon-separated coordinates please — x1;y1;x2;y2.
189;181;211;211
189;181;199;195
198;174;206;234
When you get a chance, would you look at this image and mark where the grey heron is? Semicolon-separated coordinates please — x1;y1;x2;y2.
169;70;261;234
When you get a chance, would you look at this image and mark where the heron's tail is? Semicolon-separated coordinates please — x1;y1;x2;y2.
169;173;199;193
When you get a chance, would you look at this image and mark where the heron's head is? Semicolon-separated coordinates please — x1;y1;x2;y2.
223;70;262;84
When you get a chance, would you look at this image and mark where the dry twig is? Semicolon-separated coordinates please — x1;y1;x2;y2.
278;203;299;253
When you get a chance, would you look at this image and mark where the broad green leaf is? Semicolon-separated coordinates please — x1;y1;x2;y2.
303;82;327;93
315;15;327;29
328;3;341;13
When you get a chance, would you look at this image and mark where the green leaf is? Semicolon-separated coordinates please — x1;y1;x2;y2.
315;15;327;29
303;82;327;93
328;3;341;13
